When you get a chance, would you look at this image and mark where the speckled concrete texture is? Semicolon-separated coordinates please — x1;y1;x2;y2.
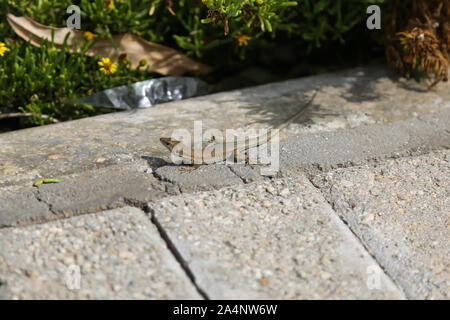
153;175;405;299
0;207;201;299
313;150;450;299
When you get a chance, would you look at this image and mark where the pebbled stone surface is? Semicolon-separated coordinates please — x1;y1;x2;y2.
153;175;405;299
155;164;244;193
313;149;450;299
0;207;201;299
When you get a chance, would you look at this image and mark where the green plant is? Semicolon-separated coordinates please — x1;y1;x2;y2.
0;0;398;127
0;34;151;124
2;0;389;57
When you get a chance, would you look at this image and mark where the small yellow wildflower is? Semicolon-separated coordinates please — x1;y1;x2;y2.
98;57;117;75
104;0;114;9
0;42;8;57
84;31;95;41
234;32;252;46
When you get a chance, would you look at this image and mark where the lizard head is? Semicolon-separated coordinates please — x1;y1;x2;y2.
160;137;181;152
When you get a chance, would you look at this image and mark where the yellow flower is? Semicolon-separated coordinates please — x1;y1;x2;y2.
104;0;114;9
84;31;95;41
0;42;8;57
98;57;117;75
234;32;252;46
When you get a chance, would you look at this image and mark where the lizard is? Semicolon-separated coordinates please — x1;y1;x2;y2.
160;91;317;170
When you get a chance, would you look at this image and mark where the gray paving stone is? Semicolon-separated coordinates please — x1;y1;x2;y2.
227;163;266;183
313;149;450;299
155;164;243;192
279;109;450;176
0;207;201;299
2;106;448;230
153;176;405;299
0;189;52;228
0;163;175;228
1;67;448;188
34;164;171;216
154;110;450;192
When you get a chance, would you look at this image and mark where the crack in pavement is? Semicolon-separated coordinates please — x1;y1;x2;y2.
31;187;56;215
4;144;447;230
307;175;409;299
226;164;247;184
146;206;210;300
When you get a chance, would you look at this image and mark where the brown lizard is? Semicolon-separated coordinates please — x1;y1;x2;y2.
160;91;317;170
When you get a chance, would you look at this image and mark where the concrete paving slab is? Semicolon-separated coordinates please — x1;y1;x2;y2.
0;163;177;228
313;149;450;299
152;176;405;299
1;67;448;188
153;110;450;189
34;164;167;215
0;189;52;228
227;163;266;183
279;109;450;176
1;108;448;229
0;207;201;299
155;164;244;192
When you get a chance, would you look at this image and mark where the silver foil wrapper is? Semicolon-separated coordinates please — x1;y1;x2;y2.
72;77;212;110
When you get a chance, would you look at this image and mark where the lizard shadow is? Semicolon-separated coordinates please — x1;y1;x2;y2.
141;155;174;170
237;91;338;129
231;66;432;128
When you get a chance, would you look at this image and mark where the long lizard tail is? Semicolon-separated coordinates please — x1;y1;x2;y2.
275;90;317;131
246;91;318;150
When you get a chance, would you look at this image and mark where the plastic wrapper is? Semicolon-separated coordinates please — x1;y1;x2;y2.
72;77;212;110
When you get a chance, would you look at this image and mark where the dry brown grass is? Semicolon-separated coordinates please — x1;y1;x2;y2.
386;0;449;88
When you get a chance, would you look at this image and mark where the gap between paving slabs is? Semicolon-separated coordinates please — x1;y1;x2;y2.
149;148;449;299
1;107;449;228
0;207;205;299
0;162;178;228
149;175;407;299
3;131;442;297
0;176;407;299
310;149;450;299
2;129;448;298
